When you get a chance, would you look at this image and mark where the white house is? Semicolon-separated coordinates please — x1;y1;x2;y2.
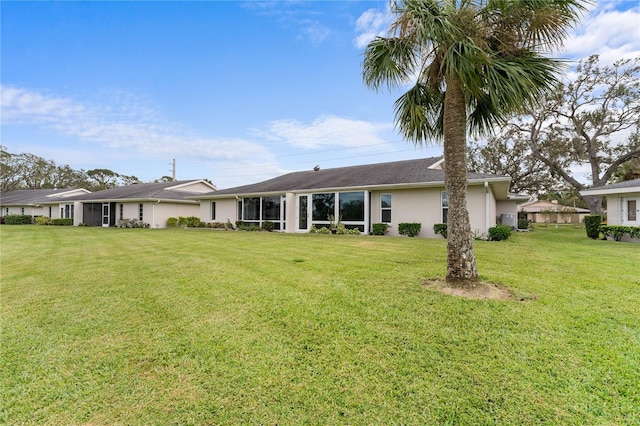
0;188;91;220
193;157;526;238
64;180;216;228
580;179;640;227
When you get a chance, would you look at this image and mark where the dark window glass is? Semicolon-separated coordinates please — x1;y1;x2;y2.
299;196;308;229
381;194;391;223
312;193;335;221
628;200;637;221
442;192;448;224
243;197;260;221
262;196;280;220
211;202;216;221
339;192;364;221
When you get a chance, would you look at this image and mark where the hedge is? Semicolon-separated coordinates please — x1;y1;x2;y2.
398;223;421;237
599;225;640;241
3;215;33;225
584;215;602;239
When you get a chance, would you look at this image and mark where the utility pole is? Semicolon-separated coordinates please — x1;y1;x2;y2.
172;158;176;181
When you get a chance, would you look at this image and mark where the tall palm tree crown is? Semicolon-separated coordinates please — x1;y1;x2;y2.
363;0;587;284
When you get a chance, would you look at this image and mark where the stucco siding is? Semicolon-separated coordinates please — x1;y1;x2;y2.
149;203;200;228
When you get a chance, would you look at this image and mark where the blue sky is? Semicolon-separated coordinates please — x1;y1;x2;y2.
2;1;639;189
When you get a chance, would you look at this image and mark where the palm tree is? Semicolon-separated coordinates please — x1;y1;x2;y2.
363;0;587;286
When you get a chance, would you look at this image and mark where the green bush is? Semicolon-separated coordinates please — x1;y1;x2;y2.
488;225;512;241
51;218;73;226
261;221;275;232
166;217;179;227
371;223;388;235
584;215;602;239
398;223;421;237
117;219;149;228
433;223;447;238
35;216;53;225
4;215;33;225
517;219;530;229
599;225;640;241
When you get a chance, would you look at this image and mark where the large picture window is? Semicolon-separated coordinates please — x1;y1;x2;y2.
242;197;260;221
312;193;335;221
381;194;391;223
262;196;281;221
339;192;365;221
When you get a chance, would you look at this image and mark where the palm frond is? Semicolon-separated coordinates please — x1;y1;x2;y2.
362;36;418;91
393;83;444;143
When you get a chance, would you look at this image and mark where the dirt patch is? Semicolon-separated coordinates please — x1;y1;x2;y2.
420;278;535;302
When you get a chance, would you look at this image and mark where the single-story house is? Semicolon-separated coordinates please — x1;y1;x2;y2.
0;188;91;219
519;199;590;224
580;179;640;227
193;157;527;238
64;180;216;228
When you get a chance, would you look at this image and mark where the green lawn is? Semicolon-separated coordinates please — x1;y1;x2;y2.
1;225;638;425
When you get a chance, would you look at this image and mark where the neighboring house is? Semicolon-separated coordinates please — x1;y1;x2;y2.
64;180;216;228
194;157;526;238
519;199;590;224
580;179;640;227
0;188;91;219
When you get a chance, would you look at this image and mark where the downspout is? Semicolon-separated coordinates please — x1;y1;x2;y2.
154;199;161;228
485;181;490;236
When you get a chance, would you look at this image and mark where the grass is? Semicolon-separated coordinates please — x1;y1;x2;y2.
1;225;639;425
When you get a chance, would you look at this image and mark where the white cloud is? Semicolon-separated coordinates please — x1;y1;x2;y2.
259;115;394;149
0;85;275;165
558;2;640;63
353;8;392;49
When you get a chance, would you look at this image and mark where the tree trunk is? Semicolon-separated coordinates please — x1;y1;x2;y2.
583;194;603;216
443;73;478;285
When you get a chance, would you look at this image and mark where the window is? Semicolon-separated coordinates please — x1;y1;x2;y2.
138;203;144;221
119;204;124;220
339;192;365;221
63;204;74;219
312;193;335;221
211;202;216;221
262;196;280;221
381;194;392;223
441;191;448;223
628;200;637;222
299;196;308;230
242;197;260;221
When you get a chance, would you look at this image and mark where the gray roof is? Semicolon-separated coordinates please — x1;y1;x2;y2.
207;157;507;196
580;178;640;196
589;179;640;191
0;188;87;206
65;180;203;202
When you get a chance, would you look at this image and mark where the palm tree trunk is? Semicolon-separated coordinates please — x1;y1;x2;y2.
443;73;478;285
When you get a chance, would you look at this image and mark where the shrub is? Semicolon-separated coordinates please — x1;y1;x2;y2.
599;225;640;241
433;223;447;238
166;217;179;227
398;223;421;237
517;219;530;230
35;216;53;225
117;219;149;228
51;218;73;226
317;226;331;234
372;223;388;235
261;221;275;232
584;215;602;239
488;225;512;241
4;215;33;225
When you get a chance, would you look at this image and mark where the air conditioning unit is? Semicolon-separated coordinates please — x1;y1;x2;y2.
500;213;516;228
